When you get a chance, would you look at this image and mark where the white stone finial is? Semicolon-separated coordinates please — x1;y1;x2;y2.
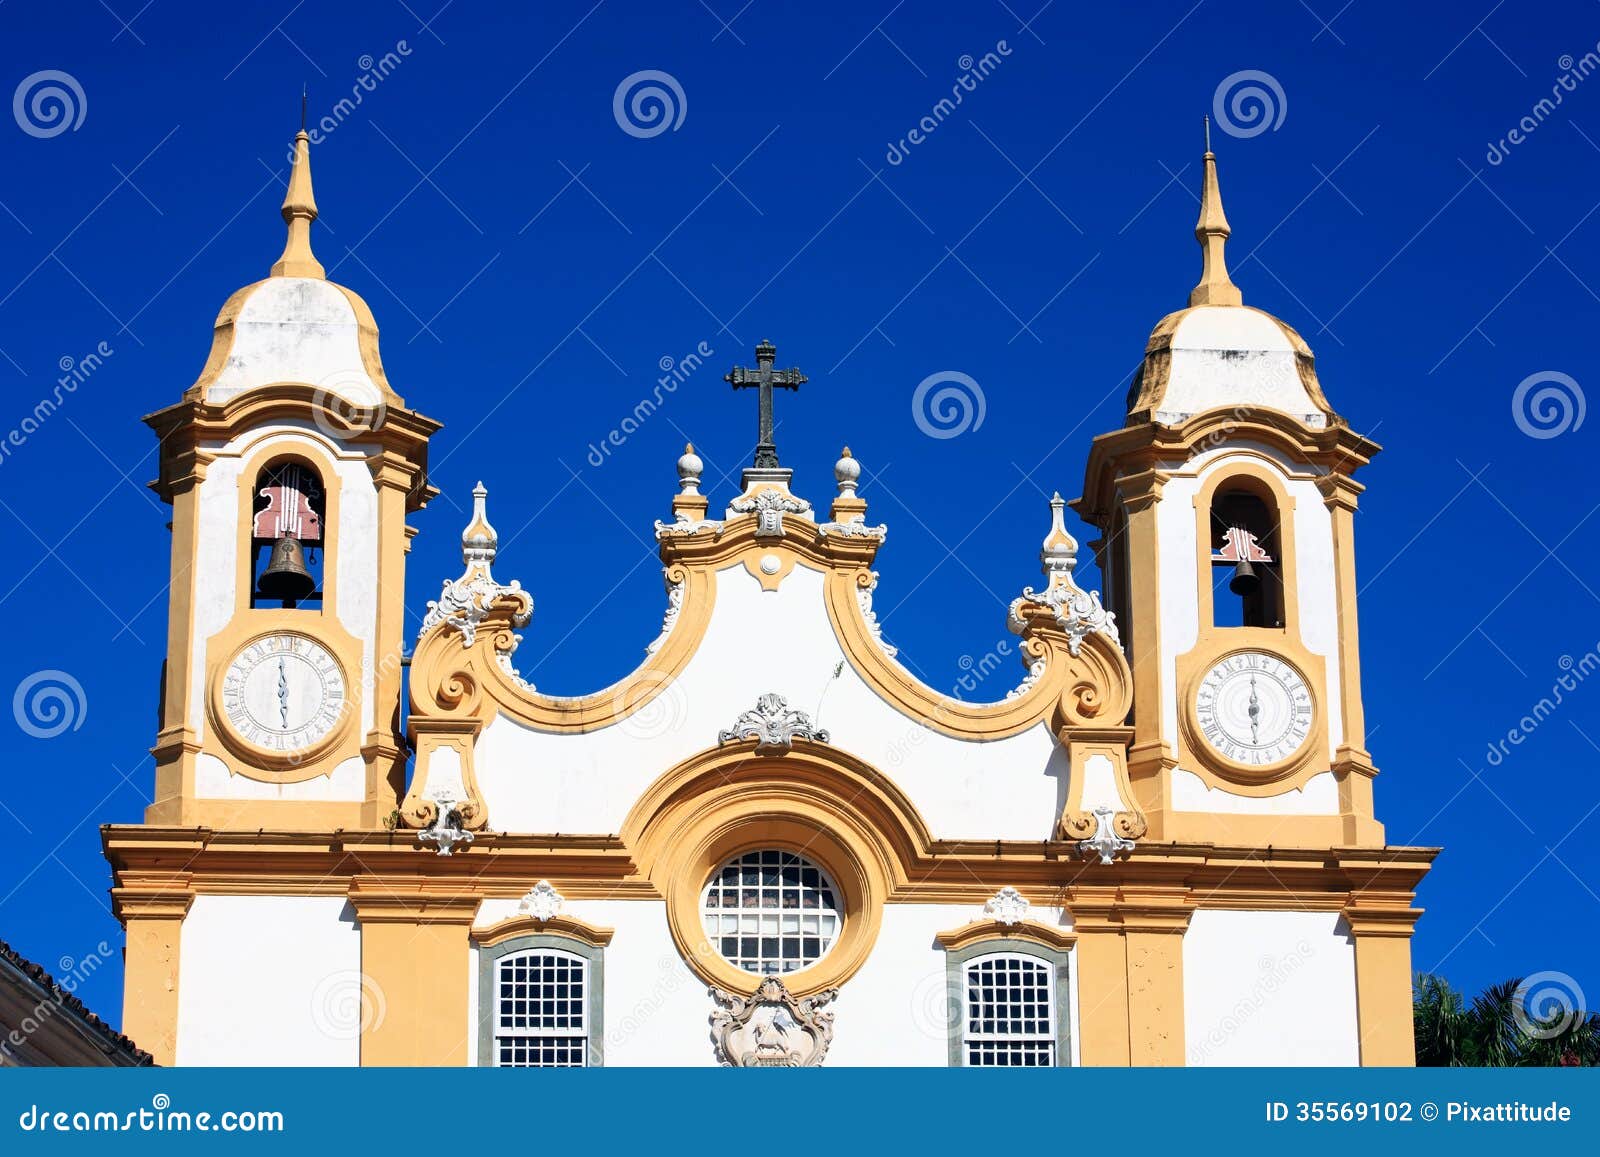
677;442;704;495
1040;492;1078;581
462;481;497;568
834;446;860;498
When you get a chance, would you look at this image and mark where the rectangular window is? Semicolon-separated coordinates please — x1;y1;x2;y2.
494;950;589;1067
962;954;1056;1067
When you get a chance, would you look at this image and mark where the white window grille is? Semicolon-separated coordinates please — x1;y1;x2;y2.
493;948;589;1067
962;953;1056;1067
701;849;841;975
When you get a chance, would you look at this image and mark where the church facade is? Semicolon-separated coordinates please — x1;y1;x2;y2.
103;125;1434;1068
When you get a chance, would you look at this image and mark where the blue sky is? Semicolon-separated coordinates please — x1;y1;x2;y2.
1;0;1598;1029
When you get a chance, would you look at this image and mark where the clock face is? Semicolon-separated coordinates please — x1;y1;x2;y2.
221;634;346;753
1194;651;1312;767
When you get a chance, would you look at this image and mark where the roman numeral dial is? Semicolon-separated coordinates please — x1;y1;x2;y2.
220;634;346;755
1193;651;1313;767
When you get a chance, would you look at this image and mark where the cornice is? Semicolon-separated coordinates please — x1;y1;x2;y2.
1073;409;1382;527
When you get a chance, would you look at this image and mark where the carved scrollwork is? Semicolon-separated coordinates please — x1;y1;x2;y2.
728;487;812;539
1077;805;1135;865
709;978;837;1067
718;693;830;755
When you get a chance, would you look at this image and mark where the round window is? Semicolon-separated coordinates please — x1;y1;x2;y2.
700;849;841;975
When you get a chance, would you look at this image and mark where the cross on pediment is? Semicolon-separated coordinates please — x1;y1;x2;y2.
726;340;806;470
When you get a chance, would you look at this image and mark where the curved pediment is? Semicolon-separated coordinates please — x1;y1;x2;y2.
403;467;1135;847
408;478;1130;740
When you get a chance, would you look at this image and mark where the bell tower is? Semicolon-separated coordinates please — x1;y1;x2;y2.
142;125;438;829
1074;136;1382;848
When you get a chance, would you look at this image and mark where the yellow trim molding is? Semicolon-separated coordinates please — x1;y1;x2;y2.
934;919;1077;953
471;914;615;949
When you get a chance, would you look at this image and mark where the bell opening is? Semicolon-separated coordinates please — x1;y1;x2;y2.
250;460;326;609
1210;489;1283;629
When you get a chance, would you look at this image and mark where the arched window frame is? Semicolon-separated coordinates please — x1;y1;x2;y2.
942;937;1072;1068
475;933;605;1068
1193;459;1299;635
245;453;330;611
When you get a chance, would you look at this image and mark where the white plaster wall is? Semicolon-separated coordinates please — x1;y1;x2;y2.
190;458;242;742
1182;909;1358;1066
473;562;1063;840
330;451;380;733
1171;768;1338;814
176;895;360;1066
1154;473;1202;747
194;751;366;802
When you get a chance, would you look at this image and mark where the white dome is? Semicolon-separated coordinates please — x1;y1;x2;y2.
193;277;393;412
1130;306;1332;429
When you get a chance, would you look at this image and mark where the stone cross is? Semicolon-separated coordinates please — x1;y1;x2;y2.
726;340;806;469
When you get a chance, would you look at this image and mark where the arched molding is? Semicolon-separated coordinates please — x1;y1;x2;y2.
620;741;935;999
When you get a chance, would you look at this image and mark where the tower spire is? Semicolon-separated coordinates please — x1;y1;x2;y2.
1189;117;1241;307
270;109;325;280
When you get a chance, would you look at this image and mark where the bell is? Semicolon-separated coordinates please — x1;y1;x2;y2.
1228;555;1260;598
258;536;316;602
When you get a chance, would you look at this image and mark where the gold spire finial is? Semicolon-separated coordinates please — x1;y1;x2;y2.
270;109;325;280
1189;125;1241;308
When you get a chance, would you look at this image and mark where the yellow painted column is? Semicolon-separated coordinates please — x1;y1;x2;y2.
1345;905;1421;1066
349;885;478;1066
1119;475;1176;839
117;891;192;1066
1318;474;1384;845
1121;889;1192;1066
1070;886;1193;1065
1070;894;1131;1065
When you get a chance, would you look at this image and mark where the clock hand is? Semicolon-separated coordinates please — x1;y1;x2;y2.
277;656;290;730
1247;673;1260;745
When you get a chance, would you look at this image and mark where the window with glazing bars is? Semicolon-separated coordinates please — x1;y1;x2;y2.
962;953;1056;1066
700;849;841;975
494;949;589;1067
